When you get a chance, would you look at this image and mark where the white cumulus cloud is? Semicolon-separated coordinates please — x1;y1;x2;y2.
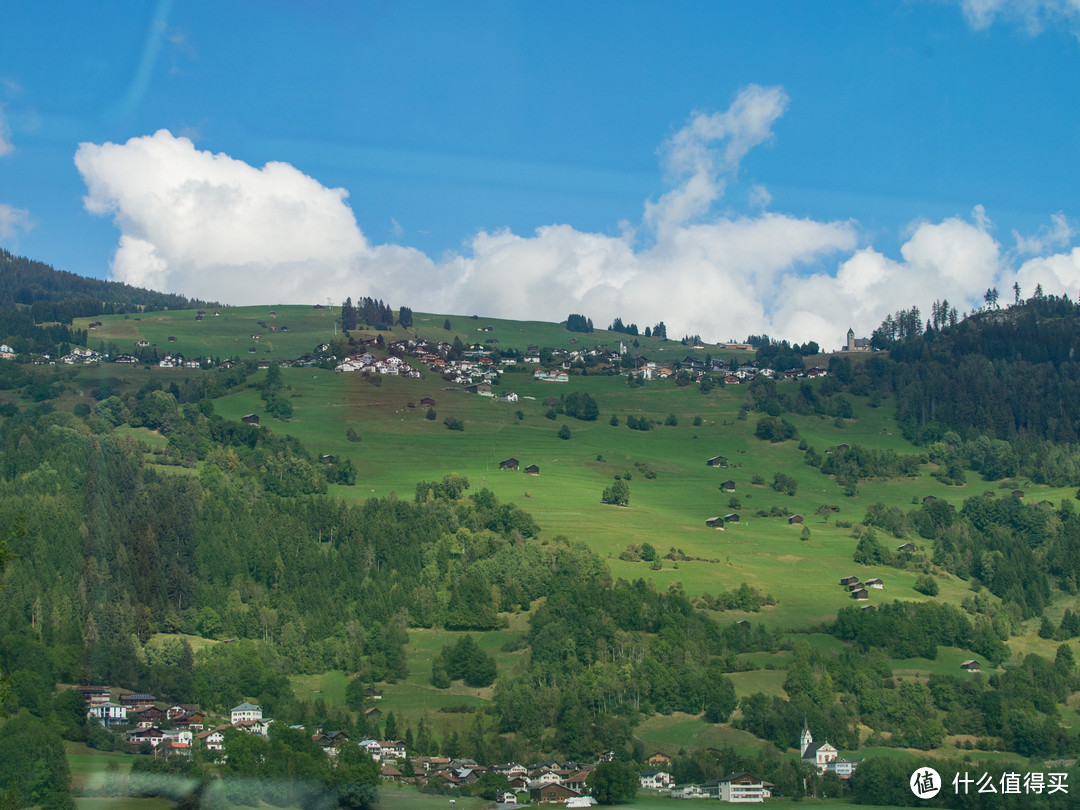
74;87;1080;346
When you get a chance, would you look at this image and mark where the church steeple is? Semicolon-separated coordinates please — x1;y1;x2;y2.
800;716;813;756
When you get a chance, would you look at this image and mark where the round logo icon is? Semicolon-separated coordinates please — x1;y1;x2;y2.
910;767;941;799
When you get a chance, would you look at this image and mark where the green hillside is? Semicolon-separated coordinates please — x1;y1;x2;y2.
4;299;1080;807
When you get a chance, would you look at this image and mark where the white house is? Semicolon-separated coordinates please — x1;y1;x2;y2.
197;726;227;751
87;702;127;728
716;773;765;802
640;771;673;790
230;702;262;725
379;740;407;760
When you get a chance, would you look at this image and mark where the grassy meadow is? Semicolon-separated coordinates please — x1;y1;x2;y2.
69;304;1080;641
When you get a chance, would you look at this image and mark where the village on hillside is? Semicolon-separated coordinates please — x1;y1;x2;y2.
77;682;866;804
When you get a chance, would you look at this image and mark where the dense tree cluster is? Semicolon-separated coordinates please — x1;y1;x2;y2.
340;296;396;331
565;313;594;333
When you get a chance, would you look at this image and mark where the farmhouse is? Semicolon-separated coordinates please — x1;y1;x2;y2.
961;660;981;672
788;514;803;524
499;458;520;471
706;456;729;467
705;516;725;529
720;480;736;492
723;513;740;523
529;783;581;804
524;464;540;475
241;414;260;426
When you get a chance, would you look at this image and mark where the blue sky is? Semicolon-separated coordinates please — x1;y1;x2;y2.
2;0;1080;345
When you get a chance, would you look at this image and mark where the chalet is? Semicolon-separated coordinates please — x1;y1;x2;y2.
720;480;736;492
706;456;728;467
788;514;804;524
499;457;520;471
639;770;673;790
364;706;383;721
865;578;884;589
851;588;869;601
839;576;859;586
130;705;164;724
508;775;530;791
705;516;725;529
168;336;177;342
0;344;15;359
174;711;205;730
847;581;864;591
363;687;382;701
379;740;407;760
420;397;436;407
564;768;593;792
961;660;981;672
1012;489;1024;498
724;374;741;384
922;495;937;503
529;783;581;804
136;339;150;347
251;333;262;339
897;542;917;553
380;763;403;779
313;304;325;309
645;752;671;766
196;726;226;751
75;686;111;705
735;620;751;629
716;772;766;802
230;702;262;725
524;464;540;476
241;413;260;426
723;513;740;523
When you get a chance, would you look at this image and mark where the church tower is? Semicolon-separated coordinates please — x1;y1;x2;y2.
800;717;813;756
846;328;855;352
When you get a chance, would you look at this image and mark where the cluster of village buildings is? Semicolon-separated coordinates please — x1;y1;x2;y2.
77;685;867;803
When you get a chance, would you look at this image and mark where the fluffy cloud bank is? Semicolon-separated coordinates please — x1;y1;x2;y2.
75;86;1079;347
